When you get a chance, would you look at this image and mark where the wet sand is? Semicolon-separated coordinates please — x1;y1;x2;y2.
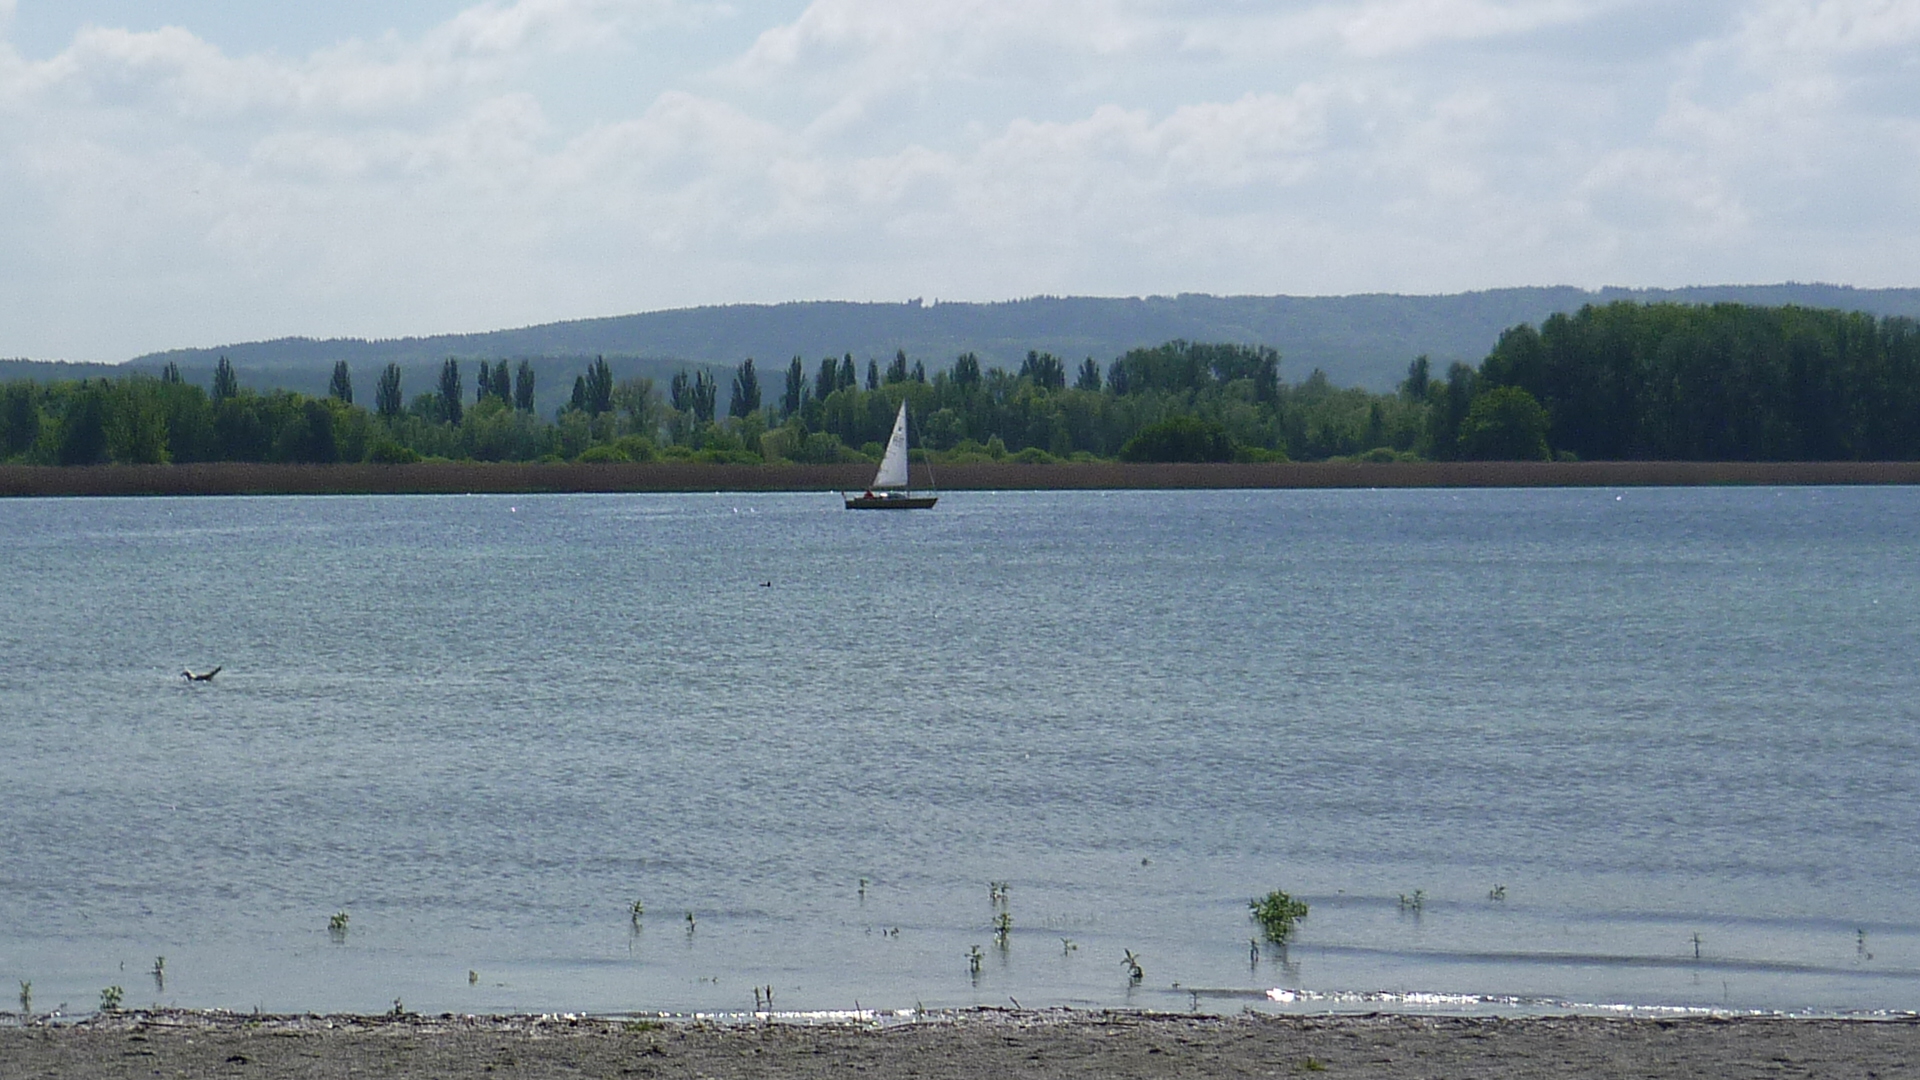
3;1009;1916;1079
4;459;1920;497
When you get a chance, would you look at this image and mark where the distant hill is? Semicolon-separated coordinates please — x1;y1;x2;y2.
13;286;1920;403
0;359;124;383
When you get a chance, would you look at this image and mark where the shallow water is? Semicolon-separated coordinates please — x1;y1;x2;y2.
0;487;1916;1018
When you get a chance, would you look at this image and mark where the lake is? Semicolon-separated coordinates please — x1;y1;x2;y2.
0;487;1916;1018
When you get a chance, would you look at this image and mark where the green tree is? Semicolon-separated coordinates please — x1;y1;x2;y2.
783;356;807;416
1020;351;1066;390
838;354;854;391
865;358;879;391
438;359;463;425
1424;362;1476;460
885;349;908;384
514;359;536;412
328;361;353;404
212;357;238;403
730;358;762;418
376;364;403;419
160;362;182;385
582;356;614;415
1400;356;1431;401
1;384;40;458
57;384;109;465
1118;415;1235;462
105;379;170;464
952;352;982;388
814;357;838;403
691;370;717;423
1074;357;1101;392
1457;385;1550;460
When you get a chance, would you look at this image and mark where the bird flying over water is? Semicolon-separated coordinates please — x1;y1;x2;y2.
181;666;221;682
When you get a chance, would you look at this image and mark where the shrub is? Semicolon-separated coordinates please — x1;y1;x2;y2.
367;441;420;464
1457;386;1550;461
1119;415;1235;462
1249;889;1309;943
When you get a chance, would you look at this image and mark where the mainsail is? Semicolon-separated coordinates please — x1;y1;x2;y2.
872;403;911;489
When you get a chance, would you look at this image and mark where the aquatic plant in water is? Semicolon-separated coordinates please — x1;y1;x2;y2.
99;985;123;1012
1122;950;1143;982
1249;890;1309;943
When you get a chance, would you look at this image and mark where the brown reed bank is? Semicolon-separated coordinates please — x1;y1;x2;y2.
2;459;1919;497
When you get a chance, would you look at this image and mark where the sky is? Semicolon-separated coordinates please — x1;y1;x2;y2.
1;0;1917;361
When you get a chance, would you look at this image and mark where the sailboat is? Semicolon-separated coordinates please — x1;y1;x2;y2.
845;402;938;510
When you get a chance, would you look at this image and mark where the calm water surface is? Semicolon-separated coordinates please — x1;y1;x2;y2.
1;487;1916;1018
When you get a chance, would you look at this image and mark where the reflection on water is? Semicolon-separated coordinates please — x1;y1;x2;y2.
0;488;1916;1017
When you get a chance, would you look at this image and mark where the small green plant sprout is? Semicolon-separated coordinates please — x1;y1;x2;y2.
629;899;644;924
967;945;984;975
329;911;350;935
18;981;29;1015
99;985;123;1012
988;881;1009;905
993;911;1012;947
1061;938;1077;955
1122;949;1143;983
1302;1056;1329;1072
1398;889;1425;913
468;970;479;985
1488;884;1507;902
1250;890;1310;944
151;956;165;989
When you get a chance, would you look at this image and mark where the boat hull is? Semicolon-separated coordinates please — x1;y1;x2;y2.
844;494;938;510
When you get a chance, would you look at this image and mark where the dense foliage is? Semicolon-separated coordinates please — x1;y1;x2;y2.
0;342;1427;466
1451;302;1920;461
5;302;1917;466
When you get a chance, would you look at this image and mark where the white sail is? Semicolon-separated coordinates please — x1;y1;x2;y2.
872;403;911;489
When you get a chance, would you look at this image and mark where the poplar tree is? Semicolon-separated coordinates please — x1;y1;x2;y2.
783;356;806;416
730;359;761;418
376;364;403;419
438;359;463;425
212;357;238;403
328;361;353;404
514;360;536;411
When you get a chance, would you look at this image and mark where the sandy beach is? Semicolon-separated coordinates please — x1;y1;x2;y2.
3;1009;1917;1079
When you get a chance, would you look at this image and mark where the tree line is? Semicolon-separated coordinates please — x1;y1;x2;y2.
1419;301;1920;461
3;302;1917;466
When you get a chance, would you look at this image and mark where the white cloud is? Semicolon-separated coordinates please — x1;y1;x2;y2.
1335;0;1598;57
0;0;1918;360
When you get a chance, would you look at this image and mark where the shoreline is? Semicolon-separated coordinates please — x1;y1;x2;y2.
4;1008;1917;1078
4;459;1920;497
